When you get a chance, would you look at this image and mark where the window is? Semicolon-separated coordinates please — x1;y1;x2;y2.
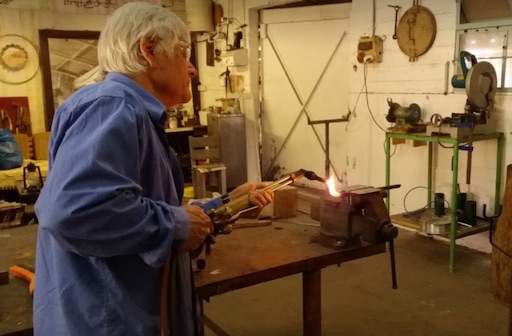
456;0;512;89
456;28;510;88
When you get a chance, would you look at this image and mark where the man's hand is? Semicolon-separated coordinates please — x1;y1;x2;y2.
229;182;274;209
177;205;213;252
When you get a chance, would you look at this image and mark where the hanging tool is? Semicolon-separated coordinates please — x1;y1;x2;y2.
388;5;401;40
193;169;326;270
14;104;30;134
218;67;232;97
0;109;11;130
396;1;436;62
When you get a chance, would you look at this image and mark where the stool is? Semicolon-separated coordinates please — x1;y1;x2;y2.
192;164;227;199
189;135;227;199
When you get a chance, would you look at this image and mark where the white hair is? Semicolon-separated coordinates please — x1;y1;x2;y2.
98;1;190;76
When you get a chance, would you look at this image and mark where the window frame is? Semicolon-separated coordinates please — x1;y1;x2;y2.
455;0;512;91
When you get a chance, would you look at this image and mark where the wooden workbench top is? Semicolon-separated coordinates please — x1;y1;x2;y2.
194;219;385;298
0;217;386;335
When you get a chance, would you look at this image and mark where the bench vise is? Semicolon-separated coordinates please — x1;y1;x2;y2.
311;184;400;289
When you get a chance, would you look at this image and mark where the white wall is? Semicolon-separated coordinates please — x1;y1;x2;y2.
347;0;509;216
194;0;511;216
2;0;510;217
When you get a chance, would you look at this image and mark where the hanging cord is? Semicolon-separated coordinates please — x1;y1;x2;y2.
402;186;451;218
363;62;387;133
383;138;397;158
358;62;397;157
345;81;364;131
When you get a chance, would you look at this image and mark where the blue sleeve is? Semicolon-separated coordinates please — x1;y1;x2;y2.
35;97;188;266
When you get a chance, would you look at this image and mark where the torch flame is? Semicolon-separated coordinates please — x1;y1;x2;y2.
326;176;341;197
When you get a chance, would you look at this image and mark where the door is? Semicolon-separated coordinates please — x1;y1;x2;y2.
260;3;352;186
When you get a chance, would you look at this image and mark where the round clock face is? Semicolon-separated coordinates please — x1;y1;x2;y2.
0;35;39;84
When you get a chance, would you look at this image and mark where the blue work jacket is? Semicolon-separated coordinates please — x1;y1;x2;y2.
34;73;221;336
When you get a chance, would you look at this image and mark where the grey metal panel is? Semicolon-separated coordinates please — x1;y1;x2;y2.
207;113;247;188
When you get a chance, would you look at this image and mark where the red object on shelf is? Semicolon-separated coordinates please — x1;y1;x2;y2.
0;96;31;135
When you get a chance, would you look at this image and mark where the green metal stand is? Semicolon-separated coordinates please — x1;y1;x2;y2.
385;132;504;272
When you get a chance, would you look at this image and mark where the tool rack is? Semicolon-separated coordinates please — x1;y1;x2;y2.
384;132;504;272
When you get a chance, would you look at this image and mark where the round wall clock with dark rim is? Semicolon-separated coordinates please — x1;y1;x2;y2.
0;34;39;85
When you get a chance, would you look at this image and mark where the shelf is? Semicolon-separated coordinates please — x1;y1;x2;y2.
385;131;503;272
390;209;489;239
386;131;503;144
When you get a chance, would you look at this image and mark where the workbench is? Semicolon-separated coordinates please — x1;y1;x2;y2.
0;220;386;336
385;132;504;272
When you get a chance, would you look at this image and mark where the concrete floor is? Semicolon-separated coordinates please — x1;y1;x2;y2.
202;219;508;336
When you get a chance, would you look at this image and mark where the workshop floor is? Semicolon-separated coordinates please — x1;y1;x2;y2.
203;214;507;336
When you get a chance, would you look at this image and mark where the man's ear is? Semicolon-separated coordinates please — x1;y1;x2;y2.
139;34;156;67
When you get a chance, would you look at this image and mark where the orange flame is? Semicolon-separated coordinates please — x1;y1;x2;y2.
326;176;341;197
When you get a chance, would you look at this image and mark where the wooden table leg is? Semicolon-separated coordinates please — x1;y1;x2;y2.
303;268;321;336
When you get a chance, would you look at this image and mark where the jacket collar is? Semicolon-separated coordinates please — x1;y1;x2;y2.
104;72;167;124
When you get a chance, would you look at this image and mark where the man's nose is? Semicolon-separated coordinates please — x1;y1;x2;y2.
188;62;197;78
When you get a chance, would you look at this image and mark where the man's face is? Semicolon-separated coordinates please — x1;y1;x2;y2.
148;40;197;106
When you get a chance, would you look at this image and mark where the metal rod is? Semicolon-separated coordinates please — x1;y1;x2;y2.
496;135;504;212
307;117;349;125
385;135;391;210
268;179;294;192
444;61;450;95
325;123;330;179
389;238;398;289
450;143;460;273
428;142;433;208
265;175;292;190
466;127;474;184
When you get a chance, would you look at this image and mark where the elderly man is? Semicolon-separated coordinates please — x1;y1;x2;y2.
34;2;273;336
